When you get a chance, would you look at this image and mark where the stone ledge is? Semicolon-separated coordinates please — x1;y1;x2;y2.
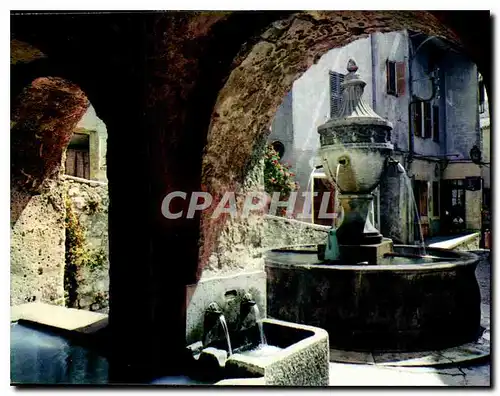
60;174;108;186
10;302;108;334
264;214;330;232
428;232;480;250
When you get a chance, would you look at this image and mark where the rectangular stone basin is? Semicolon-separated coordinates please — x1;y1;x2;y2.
219;318;329;386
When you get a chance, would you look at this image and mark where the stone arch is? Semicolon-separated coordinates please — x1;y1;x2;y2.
199;10;488;271
11;76;90;218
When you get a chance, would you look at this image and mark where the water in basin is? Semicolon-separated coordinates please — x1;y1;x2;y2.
267;248;456;266
150;376;213;385
10;322;211;385
238;344;283;358
10;322;108;385
379;255;444;265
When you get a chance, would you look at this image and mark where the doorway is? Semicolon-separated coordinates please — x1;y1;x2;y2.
441;179;466;234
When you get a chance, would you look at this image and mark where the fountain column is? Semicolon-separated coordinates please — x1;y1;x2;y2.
317;60;394;264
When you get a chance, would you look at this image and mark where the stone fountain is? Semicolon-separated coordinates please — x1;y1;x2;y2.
317;58;394;264
265;60;482;353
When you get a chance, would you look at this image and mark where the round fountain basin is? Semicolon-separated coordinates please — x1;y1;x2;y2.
265;245;481;352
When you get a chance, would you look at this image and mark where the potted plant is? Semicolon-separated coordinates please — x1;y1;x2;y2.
263;145;299;217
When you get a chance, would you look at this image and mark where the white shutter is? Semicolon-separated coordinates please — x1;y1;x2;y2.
330;71;345;118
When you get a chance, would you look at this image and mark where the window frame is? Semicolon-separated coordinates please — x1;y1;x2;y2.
386;60;406;97
478;76;485;114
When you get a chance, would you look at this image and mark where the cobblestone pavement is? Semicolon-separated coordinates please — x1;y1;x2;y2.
329;250;491;387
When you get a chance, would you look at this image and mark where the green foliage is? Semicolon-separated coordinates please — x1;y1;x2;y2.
64;196;108;307
264;145;299;216
87;248;107;272
64;195;84;307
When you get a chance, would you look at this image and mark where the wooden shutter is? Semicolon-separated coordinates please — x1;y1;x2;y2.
396;62;406;96
66;148;90;179
412;101;422;137
423;102;432;138
65;149;76;176
330;71;345;118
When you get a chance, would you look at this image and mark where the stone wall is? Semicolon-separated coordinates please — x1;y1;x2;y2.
444;53;480;160
63;176;109;311
11;176;109;311
262;215;329;249
11;180;66;306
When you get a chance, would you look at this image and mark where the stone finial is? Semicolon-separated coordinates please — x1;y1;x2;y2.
347;59;358;73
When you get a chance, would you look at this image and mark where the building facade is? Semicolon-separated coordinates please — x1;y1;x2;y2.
269;30;489;243
64;104;108;182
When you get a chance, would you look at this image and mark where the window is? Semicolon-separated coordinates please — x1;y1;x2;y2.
412;101;423;137
65;133;90;179
432;181;439;217
432;105;440;142
423;102;432;139
386;60;406;97
329;71;345;118
478;75;485;114
271;140;285;159
412;100;434;139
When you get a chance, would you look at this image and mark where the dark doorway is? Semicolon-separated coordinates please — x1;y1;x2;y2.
412;180;429;240
312;176;335;226
441;179;466;235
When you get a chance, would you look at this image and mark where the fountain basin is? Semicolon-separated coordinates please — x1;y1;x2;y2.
221;318;329;386
265;245;481;352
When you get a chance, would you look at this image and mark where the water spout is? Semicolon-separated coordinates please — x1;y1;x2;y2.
251;304;267;346
240;293;267;346
203;302;233;355
218;315;233;356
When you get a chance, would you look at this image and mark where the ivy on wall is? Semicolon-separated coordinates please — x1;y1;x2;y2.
64;194;107;308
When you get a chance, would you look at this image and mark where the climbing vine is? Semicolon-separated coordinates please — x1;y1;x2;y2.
64;195;107;308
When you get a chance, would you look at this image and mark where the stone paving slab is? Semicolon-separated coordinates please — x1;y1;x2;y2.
329;349;375;364
11;302;108;334
329;361;490;386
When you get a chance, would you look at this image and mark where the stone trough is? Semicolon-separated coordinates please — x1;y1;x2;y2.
215;318;329;386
